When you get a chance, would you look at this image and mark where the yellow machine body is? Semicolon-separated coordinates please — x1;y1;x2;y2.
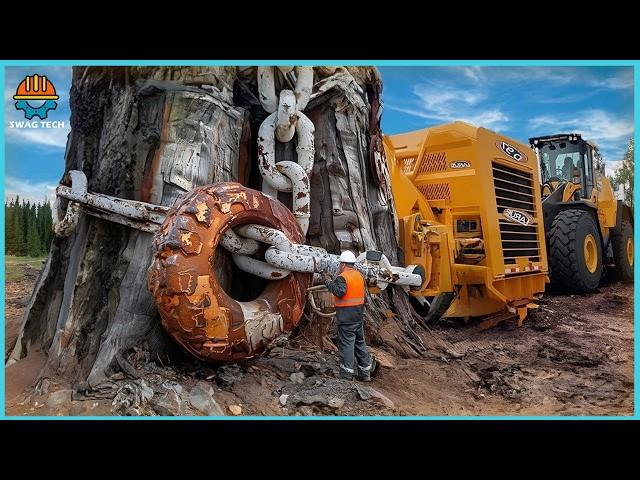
384;121;549;321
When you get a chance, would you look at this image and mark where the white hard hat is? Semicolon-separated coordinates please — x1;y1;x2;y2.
338;250;357;264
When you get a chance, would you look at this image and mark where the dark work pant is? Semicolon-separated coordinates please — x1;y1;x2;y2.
336;307;372;376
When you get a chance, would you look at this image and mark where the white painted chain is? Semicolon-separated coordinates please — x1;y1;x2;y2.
219;67;316;279
219;67;421;291
256;66;315;234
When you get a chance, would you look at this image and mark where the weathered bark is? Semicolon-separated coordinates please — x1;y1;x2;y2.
10;66;423;387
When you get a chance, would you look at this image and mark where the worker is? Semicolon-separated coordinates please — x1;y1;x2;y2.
323;250;375;382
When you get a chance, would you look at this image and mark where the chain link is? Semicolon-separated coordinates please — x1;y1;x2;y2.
219;66;316;278
218;67;423;292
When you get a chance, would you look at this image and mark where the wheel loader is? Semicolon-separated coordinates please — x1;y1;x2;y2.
383;121;549;325
529;134;634;292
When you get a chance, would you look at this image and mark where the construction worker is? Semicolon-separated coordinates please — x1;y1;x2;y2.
323;250;375;382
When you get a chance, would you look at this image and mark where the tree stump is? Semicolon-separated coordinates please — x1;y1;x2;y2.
9;66;424;388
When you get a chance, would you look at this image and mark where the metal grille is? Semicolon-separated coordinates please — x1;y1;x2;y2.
492;162;540;265
400;156;417;174
416;151;447;175
417;183;451;201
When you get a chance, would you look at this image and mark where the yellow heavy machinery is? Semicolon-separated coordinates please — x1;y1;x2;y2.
530;134;634;291
383;121;548;324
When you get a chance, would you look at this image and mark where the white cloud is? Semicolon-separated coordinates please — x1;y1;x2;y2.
5;125;70;148
461;66;487;84
606;160;623;176
465;67;579;86
413;84;486;110
388;82;509;131
590;70;634;91
447;66;634;93
528;109;633;173
4;176;57;205
462;110;510;128
529;109;633;143
523;68;580;85
533;91;597;104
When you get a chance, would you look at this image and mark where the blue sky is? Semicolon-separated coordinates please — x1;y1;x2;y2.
381;66;634;171
3;66;634;204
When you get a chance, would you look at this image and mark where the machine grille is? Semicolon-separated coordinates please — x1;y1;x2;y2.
417;183;451;201
417;151;447;175
492;162;541;265
400;156;417;174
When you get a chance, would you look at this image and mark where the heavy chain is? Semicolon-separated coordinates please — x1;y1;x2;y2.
214;67;422;291
217;66;317;279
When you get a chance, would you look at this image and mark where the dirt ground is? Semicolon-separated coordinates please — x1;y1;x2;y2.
4;260;41;362
5;259;634;417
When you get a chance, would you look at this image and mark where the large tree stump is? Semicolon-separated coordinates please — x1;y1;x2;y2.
9;66;424;388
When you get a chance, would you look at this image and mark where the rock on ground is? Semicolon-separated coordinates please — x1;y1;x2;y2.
188;383;225;416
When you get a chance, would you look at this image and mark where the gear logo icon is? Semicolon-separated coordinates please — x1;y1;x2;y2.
13;74;59;120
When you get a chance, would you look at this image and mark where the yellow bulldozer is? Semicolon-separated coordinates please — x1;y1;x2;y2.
529;134;634;291
383;121;548;325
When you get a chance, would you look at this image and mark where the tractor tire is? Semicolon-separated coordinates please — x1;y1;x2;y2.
411;292;455;323
549;209;602;293
611;220;634;282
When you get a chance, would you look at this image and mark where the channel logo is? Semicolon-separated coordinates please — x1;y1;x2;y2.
13;74;59;120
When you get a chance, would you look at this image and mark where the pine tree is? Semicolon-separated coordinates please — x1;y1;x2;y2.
5;201;15;254
26;218;41;256
13;196;27;256
22;200;30;245
5;197;55;256
41;200;53;251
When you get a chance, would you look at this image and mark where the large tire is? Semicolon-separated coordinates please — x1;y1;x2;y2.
549;209;602;292
147;182;312;363
411;292;455;323
612;220;634;281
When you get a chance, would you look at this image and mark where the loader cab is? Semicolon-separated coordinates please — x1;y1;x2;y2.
530;134;596;199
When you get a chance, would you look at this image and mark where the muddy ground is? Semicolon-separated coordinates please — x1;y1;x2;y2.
5;259;634;416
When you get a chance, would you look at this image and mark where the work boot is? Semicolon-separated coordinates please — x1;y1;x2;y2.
339;364;354;381
340;371;354;381
356;357;376;382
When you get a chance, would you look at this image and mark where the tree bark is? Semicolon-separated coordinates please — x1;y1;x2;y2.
9;66;423;387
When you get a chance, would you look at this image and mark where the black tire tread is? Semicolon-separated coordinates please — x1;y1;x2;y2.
611;220;634;281
549;209;601;293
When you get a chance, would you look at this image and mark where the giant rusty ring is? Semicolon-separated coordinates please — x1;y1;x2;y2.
147;182;312;363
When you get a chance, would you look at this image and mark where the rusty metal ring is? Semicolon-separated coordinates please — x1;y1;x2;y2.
147;182;312;363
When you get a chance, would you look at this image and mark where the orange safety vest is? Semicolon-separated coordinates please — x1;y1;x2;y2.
333;268;366;308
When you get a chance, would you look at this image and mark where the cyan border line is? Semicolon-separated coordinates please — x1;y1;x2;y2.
3;414;635;420
0;60;638;67
634;64;638;419
1;60;637;420
1;65;5;418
